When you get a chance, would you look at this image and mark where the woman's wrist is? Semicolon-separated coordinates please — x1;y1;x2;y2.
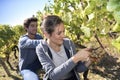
71;55;82;63
71;56;79;63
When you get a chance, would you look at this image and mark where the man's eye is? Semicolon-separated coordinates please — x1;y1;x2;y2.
30;25;37;27
30;25;34;27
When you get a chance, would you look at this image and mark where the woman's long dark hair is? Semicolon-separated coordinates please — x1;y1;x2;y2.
40;15;63;36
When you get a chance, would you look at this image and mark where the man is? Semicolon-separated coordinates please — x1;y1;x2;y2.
18;16;43;80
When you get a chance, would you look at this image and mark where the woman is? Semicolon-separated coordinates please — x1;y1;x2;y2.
36;15;92;80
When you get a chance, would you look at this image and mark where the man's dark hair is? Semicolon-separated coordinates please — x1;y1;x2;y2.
23;17;38;28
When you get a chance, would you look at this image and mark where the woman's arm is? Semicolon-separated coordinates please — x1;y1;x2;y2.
69;40;91;72
36;44;77;80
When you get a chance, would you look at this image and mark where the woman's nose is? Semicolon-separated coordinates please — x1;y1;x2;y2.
61;32;65;38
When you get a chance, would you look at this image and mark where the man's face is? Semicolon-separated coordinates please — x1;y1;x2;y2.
26;21;38;35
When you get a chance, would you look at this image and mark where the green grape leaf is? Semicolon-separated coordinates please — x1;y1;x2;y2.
112;22;120;32
107;0;120;12
88;13;94;21
113;11;120;24
0;54;6;58
116;36;120;42
112;40;120;50
80;26;91;38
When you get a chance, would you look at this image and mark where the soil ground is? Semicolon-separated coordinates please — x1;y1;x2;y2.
0;40;120;80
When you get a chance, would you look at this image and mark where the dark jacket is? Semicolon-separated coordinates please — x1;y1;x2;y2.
18;33;43;72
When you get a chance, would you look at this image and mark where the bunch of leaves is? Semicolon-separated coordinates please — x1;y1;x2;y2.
107;0;120;23
37;0;115;51
107;0;120;31
0;25;15;58
107;0;120;51
0;25;15;48
0;25;25;58
12;25;25;40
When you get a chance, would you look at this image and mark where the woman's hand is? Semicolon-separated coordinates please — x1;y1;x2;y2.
72;48;91;63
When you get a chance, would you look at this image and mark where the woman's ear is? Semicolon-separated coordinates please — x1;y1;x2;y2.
43;31;50;39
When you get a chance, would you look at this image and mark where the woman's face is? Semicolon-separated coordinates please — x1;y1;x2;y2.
47;23;65;46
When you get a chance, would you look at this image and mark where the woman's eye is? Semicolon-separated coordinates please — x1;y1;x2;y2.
57;31;65;35
57;32;61;35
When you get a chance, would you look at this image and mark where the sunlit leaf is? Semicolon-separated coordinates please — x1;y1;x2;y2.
0;53;6;58
88;13;94;21
116;36;120;43
112;22;120;32
80;26;91;38
107;0;120;12
112;40;120;50
113;11;120;24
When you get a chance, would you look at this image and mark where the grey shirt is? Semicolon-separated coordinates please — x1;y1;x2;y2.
49;45;73;79
49;45;68;67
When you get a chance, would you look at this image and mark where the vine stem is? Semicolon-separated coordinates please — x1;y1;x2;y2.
94;33;108;54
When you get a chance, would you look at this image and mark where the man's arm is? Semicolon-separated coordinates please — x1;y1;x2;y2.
18;36;41;48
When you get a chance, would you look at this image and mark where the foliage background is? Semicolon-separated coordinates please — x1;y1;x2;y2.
0;0;120;80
